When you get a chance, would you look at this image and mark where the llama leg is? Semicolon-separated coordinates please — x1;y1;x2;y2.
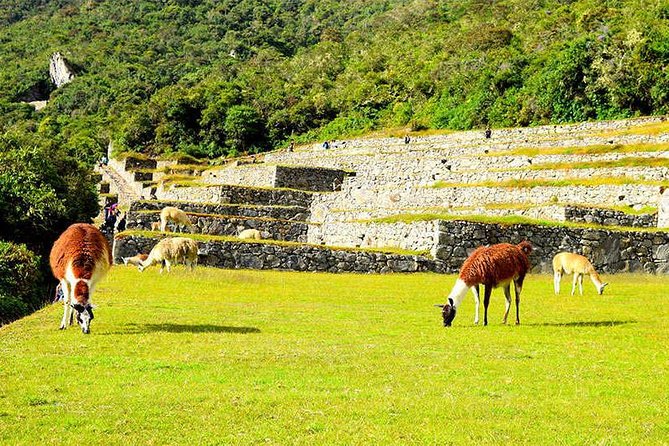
514;280;523;325
571;274;578;296
553;271;562;294
165;259;171;273
502;285;512;324
578;274;584;295
483;285;492;326
160;218;167;232
59;281;71;330
471;285;480;325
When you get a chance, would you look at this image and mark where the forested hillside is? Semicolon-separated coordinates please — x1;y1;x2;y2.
1;0;668;160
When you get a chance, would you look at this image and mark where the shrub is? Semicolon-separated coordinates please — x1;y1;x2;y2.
0;241;43;325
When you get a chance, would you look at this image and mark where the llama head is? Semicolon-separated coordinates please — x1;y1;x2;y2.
71;303;94;334
435;299;457;327
598;282;609;295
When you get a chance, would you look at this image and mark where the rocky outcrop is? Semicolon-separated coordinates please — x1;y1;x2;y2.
49;52;75;88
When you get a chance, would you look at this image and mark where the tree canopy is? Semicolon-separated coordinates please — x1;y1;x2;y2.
1;0;668;159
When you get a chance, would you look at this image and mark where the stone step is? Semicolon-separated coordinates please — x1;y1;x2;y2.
126;210;310;242
201;164;352;192
317;204;658;228
156;183;317;208
129;199;309;221
315;182;661;214
112;232;443;274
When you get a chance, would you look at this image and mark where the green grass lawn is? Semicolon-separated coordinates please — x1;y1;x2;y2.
1;268;668;445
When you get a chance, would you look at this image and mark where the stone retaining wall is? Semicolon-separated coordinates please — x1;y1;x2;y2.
434;220;669;274
564;206;657;228
308;220;439;252
312;183;660;218
273;166;350;192
129;200;309;221
126;211;309;242
157;184;316;208
202;164;275;187
202;164;351;192
113;235;444;274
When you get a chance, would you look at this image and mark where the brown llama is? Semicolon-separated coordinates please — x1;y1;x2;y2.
49;223;112;334
437;241;532;326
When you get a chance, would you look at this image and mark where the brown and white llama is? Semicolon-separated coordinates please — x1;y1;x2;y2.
437;241;532;326
122;253;149;267
49;223;112;334
552;252;608;296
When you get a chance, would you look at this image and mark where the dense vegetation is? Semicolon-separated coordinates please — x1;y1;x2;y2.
0;132;99;323
1;0;668;160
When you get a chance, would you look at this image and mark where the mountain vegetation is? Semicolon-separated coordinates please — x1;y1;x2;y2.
1;0;668;161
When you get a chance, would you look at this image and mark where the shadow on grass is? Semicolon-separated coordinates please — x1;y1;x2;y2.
529;320;637;328
116;323;261;334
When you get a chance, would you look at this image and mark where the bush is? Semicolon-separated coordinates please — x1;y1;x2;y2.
0;294;29;326
0;241;43;325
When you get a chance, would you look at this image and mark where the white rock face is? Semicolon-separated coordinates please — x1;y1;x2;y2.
658;188;669;228
49;52;75;88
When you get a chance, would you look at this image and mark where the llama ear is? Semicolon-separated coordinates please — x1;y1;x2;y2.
434;304;445;308
602;282;609;288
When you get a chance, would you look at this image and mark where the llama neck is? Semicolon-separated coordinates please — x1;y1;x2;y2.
589;269;604;288
447;279;470;308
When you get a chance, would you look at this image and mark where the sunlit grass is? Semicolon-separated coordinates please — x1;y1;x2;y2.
363;213;662;232
598;120;669;137
487;142;669;158
528;156;669;171
1;268;667;444
432;176;669;189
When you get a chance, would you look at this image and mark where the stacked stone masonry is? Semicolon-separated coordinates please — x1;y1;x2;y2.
564;206;657;228
434;220;669;274
113;235;443;274
202;164;351;192
157;184;315;208
129;200;309;221
126;211;309;242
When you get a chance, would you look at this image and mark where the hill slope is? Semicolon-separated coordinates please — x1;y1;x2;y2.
1;0;668;159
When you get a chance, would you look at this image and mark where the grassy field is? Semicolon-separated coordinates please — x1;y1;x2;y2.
1;268;668;445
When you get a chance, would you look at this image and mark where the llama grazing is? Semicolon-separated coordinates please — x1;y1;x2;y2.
552;252;608;295
138;237;198;273
160;206;193;233
437;241;532;326
49;223;112;334
237;228;262;240
122;253;149;266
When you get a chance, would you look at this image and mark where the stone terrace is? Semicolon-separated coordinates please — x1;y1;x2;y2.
108;116;669;273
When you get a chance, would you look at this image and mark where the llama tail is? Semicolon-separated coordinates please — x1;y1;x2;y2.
517;241;533;255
